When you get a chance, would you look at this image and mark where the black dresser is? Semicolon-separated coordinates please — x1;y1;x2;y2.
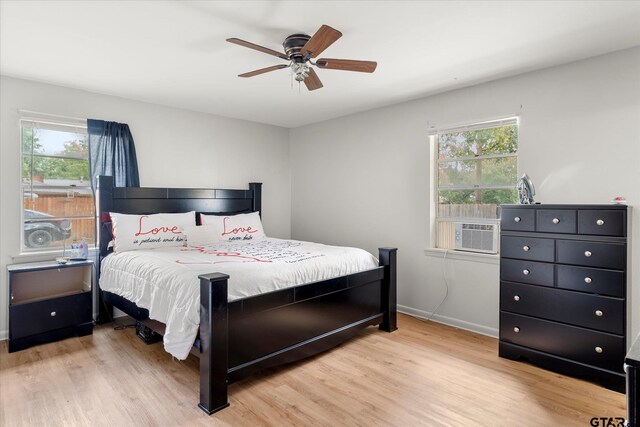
499;204;628;392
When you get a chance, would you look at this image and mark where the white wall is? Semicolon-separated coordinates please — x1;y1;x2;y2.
0;76;291;338
2;47;639;345
290;47;640;341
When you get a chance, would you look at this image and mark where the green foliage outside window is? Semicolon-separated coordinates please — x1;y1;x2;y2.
22;127;90;183
438;124;518;210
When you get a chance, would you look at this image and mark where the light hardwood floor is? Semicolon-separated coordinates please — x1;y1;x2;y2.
0;314;625;426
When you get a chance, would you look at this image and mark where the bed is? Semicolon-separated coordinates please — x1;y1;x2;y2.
96;175;397;414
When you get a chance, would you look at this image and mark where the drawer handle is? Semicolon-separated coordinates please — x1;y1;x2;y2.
596;219;605;226
595;346;603;354
514;216;521;223
584;250;592;257
514;295;520;302
513;327;520;333
522;269;530;276
523;245;530;252
584;277;592;284
50;311;57;317
552;218;560;224
595;310;603;317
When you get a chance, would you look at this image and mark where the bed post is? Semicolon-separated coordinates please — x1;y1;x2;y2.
378;247;398;332
198;273;230;414
97;175;114;324
249;182;262;215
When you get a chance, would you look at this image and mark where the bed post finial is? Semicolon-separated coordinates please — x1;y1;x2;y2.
378;247;398;332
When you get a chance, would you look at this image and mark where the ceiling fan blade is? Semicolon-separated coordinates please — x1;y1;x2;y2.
301;25;342;58
316;58;377;73
304;68;323;91
227;38;289;60
239;64;289;78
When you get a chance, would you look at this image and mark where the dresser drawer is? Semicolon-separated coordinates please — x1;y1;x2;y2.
501;208;535;232
500;312;625;372
536;209;577;234
557;265;625;298
556;240;626;269
578;210;625;237
501;282;624;334
501;235;554;262
500;259;554;287
10;291;92;339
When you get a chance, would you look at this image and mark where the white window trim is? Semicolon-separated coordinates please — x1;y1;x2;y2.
430;115;519;254
19;113;94;254
423;247;499;265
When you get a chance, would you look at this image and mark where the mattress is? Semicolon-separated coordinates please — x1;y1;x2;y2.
99;238;379;359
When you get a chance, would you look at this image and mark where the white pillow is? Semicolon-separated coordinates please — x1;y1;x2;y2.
109;211;195;253
183;225;219;247
199;212;266;242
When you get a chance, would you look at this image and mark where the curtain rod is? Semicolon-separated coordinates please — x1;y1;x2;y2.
18;109;87;124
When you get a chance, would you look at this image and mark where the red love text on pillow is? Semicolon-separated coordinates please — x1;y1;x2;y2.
135;215;182;236
221;216;258;236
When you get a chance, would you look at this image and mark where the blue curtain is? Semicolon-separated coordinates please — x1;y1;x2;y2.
87;119;140;189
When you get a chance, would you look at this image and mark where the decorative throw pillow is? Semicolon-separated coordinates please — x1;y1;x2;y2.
183;225;219;247
199;212;266;242
109;211;195;253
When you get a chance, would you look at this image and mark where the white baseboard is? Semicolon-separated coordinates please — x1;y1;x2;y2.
398;304;498;338
0;329;7;341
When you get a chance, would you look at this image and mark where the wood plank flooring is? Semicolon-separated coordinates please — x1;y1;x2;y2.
0;314;625;426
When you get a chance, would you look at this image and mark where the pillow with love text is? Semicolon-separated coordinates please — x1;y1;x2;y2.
199;212;266;242
109;211;195;253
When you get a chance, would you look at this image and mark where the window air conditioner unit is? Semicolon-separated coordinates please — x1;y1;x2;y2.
454;222;499;254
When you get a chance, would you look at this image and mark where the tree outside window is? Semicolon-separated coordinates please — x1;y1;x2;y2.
435;119;518;250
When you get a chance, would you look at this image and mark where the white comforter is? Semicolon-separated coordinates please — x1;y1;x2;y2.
100;238;378;359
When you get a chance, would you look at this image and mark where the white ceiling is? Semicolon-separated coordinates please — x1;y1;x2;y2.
2;1;640;128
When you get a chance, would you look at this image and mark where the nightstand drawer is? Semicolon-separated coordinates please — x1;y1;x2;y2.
557;265;625;297
500;312;625;372
500;208;535;232
536;209;577;234
501;281;624;334
556;240;625;269
501;235;554;262
500;258;554;287
10;291;92;339
578;210;625;237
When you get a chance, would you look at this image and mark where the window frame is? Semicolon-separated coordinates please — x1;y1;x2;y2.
20;116;95;253
431;116;519;250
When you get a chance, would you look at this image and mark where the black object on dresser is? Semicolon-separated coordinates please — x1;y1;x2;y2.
626;335;640;427
8;260;93;352
499;204;628;392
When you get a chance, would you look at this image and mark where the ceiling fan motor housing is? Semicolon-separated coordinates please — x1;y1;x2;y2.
283;34;311;63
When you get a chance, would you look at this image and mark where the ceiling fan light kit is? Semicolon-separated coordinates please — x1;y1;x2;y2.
227;25;377;91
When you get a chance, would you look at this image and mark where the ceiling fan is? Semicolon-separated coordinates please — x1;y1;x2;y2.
227;25;377;91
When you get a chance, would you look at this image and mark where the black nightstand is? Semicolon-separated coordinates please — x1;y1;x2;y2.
8;259;93;352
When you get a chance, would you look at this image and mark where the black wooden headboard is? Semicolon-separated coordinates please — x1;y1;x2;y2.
97;175;262;258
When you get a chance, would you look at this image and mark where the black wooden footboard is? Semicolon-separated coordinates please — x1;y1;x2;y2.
197;247;397;414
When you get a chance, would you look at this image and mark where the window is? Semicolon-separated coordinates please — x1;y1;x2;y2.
434;117;518;250
21;117;95;252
